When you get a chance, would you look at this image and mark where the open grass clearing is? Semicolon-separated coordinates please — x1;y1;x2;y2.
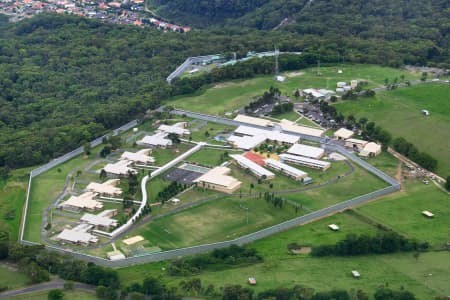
169;65;419;116
24;147;103;242
363;151;399;178
283;163;389;211
0;170;28;240
0;263;31;290
151;143;193;166
356;180;450;247
133;195;303;250
117;204;449;298
186;148;236;167
334;83;450;176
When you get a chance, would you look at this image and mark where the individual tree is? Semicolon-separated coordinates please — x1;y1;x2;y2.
48;289;64;300
83;142;91;156
445;176;450;191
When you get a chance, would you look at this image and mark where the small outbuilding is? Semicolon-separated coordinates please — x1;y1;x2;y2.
422;210;434;218
351;270;361;278
328;224;339;231
421;109;430;116
359;142;382;157
248;277;257;285
333;128;354;140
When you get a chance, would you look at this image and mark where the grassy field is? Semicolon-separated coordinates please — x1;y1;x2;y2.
335;83;450;176
188;121;236;144
152;143;194;165
0;170;29;240
24;147;103;242
0;263;31;290
186;148;237;167
7;290;98;300
117;205;450;298
363;151;399;178
169;64;420;115
356;180;450;248
282;163;388;211
131;195;303;250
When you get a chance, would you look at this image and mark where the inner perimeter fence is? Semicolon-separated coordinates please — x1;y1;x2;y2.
19;110;401;268
19;120;138;242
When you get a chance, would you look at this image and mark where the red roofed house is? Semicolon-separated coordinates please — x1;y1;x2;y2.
244;151;265;166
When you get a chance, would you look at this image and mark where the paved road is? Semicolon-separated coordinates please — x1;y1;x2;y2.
0;280;96;299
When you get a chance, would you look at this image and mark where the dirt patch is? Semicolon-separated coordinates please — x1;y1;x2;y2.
286;71;304;78
291;247;312;254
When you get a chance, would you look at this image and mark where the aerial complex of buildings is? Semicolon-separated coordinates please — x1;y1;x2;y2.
0;0;191;31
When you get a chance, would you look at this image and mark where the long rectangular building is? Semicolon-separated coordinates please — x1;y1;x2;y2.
286;144;325;159
264;159;308;181
279;154;330;171
279;119;325;137
230;154;275;179
234;114;274;127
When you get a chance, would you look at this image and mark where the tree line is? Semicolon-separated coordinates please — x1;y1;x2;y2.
168;244;263;276
311;232;428;257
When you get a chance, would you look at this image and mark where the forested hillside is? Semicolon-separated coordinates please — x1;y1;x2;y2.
0;14;294;171
0;3;449;172
150;0;450;66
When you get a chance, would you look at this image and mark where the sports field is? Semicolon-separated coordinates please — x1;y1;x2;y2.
169;64;419;115
134;195;302;250
335;83;450;176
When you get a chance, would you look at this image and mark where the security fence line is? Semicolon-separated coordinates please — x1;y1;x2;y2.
19;120;138;242
19;110;401;268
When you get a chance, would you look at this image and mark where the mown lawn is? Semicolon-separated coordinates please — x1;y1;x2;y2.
169;64;419;115
134;195;302;250
334;83;450;176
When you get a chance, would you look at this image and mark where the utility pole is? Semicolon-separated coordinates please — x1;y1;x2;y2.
274;46;280;75
240;204;249;225
317;59;321;76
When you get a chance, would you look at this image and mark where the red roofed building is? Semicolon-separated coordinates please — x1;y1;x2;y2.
244;151;265;166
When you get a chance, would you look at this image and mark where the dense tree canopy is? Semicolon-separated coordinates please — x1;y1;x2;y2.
0;5;448;170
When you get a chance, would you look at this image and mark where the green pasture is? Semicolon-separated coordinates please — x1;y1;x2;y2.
118;206;450;298
169;64;419;115
335;83;450;176
356;180;450;247
0;263;31;290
